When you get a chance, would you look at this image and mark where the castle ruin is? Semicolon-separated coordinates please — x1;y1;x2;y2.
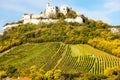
3;3;86;31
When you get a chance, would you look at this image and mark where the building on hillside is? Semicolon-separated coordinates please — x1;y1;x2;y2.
45;3;69;17
60;5;69;15
45;3;59;17
3;20;23;31
65;16;83;24
3;3;86;31
109;28;120;33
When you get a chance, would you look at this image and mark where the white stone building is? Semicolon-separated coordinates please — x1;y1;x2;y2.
109;28;119;33
45;3;69;17
45;3;59;17
3;23;20;31
65;16;83;24
3;3;85;31
60;5;69;15
3;20;23;31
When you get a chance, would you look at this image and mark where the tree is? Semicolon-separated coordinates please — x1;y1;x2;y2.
44;70;54;80
96;20;111;29
0;71;7;79
112;47;120;57
66;9;77;18
100;30;115;40
80;14;88;23
29;66;45;80
104;67;120;76
57;12;65;19
5;65;18;77
49;13;57;19
29;66;37;79
87;19;96;28
78;73;97;80
54;69;62;79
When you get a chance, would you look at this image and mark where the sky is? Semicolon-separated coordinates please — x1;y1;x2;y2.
0;0;120;33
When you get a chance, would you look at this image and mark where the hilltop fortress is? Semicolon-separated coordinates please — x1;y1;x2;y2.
3;3;87;31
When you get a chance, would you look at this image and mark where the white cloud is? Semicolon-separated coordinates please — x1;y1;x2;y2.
74;0;120;25
75;8;112;24
1;3;31;13
0;0;46;13
104;0;120;12
23;0;46;8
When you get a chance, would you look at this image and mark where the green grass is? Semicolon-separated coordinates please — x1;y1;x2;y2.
0;42;120;74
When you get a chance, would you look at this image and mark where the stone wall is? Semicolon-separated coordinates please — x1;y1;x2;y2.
3;24;20;31
60;5;68;15
23;18;58;24
65;16;83;24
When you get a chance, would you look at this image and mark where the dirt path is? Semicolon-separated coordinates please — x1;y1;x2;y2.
0;47;16;57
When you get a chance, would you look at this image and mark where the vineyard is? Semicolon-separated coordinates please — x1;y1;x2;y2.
0;42;120;74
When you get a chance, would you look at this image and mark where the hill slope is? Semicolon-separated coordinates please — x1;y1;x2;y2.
0;42;120;74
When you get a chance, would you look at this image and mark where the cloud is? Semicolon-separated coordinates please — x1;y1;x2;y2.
0;0;46;13
75;7;111;24
104;0;120;12
73;0;120;25
1;4;31;13
23;0;46;7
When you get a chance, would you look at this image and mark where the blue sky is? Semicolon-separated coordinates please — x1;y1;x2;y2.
0;0;120;33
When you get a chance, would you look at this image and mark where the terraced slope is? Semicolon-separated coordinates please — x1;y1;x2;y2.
0;42;62;69
0;42;120;74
